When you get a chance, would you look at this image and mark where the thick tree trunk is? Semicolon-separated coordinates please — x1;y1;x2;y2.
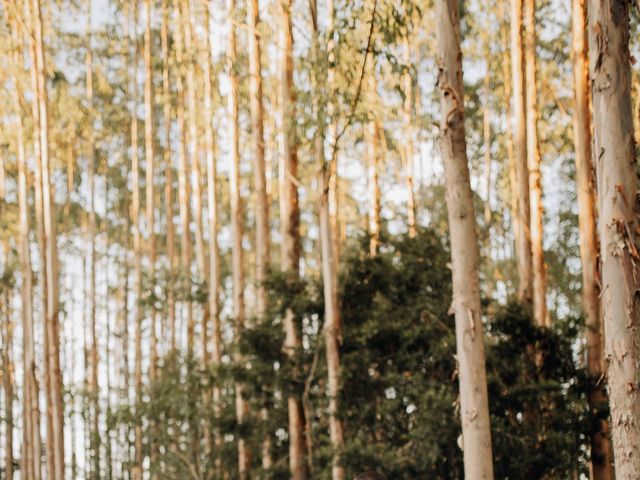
227;0;250;475
571;1;614;477
436;0;494;477
279;0;308;477
161;0;176;350
588;0;640;478
32;0;65;476
510;0;533;304
523;0;549;326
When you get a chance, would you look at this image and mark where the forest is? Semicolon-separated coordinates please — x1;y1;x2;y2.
0;0;639;478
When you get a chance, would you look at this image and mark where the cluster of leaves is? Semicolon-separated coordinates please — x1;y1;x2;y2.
109;229;591;479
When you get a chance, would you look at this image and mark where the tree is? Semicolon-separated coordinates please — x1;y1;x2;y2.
571;0;613;476
510;0;533;304
587;0;640;477
436;0;494;476
279;0;308;477
523;0;548;326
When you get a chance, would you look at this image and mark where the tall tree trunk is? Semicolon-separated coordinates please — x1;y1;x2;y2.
499;0;519;277
202;0;221;463
366;71;381;256
144;0;158;378
227;0;250;475
311;1;345;476
523;0;548;326
129;5;144;479
248;0;273;470
436;0;494;477
402;34;417;237
8;5;43;477
32;0;65;476
161;0;176;350
279;0;308;477
510;0;533;304
174;0;194;354
588;0;640;477
571;1;614;477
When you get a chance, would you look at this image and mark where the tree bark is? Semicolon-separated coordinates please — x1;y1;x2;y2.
510;0;533;304
436;0;494;477
174;0;194;354
402;34;417;237
523;0;549;326
226;0;250;475
32;0;65;476
571;1;614;477
161;0;176;350
587;0;640;477
279;0;308;477
2;271;14;480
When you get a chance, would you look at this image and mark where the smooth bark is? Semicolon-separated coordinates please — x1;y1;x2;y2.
436;0;494;476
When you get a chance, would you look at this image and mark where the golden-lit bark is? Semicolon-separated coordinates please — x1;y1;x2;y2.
510;0;533;304
588;0;640;477
571;0;614;477
523;0;549;327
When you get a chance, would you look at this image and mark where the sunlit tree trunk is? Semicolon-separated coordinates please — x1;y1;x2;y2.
7;5;43;477
523;0;548;326
32;0;65;476
201;0;221;462
227;0;250;475
279;0;308;477
510;0;533;304
174;0;194;353
247;0;273;469
366;71;381;256
571;1;614;477
436;0;494;476
161;0;176;350
588;0;640;477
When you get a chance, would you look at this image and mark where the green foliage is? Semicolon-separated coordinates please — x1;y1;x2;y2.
111;230;591;479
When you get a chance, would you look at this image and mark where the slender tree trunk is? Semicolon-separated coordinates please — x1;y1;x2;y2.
202;0;221;463
161;0;176;350
523;0;548;326
311;2;345;476
174;0;194;354
571;1;614;477
366;71;381;256
129;5;144;479
86;5;102;476
588;0;640;477
499;1;519;273
32;0;65;476
226;0;250;475
436;0;494;477
279;0;308;477
2;277;14;480
247;0;273;469
510;0;533;304
402;34;417;237
8;6;43;477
